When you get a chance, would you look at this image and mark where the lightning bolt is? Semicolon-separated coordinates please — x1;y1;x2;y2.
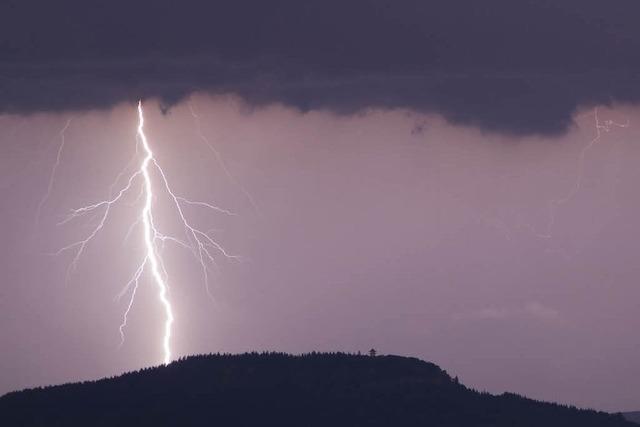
49;101;237;365
509;107;630;241
35;118;72;229
137;102;174;364
188;101;261;216
536;107;629;239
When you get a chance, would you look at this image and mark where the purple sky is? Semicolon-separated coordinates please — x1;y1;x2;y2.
1;95;639;412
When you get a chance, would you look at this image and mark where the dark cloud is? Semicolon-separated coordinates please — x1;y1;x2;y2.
1;0;640;134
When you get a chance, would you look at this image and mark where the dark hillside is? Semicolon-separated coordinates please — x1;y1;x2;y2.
0;352;633;427
624;412;640;424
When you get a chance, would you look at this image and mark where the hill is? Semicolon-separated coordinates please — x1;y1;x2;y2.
0;352;633;427
624;412;640;424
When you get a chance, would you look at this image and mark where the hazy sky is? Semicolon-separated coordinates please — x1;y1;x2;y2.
1;95;639;412
2;0;640;414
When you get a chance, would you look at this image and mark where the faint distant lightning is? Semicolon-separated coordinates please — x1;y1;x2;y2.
188;102;260;215
49;101;237;365
35;118;72;228
534;107;629;239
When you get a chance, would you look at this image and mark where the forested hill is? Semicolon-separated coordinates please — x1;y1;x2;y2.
624;412;640;424
0;352;633;427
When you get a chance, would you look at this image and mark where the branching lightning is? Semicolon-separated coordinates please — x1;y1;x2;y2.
535;108;629;239
35;118;72;229
48;101;237;365
37;99;627;366
513;107;630;241
188;102;261;216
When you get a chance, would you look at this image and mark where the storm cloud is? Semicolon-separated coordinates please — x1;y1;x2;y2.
2;0;640;135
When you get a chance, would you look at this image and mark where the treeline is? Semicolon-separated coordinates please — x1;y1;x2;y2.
0;352;633;426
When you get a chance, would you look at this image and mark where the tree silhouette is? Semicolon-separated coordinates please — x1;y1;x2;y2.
0;352;633;427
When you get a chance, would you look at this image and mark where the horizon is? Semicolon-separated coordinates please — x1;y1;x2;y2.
0;351;629;415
